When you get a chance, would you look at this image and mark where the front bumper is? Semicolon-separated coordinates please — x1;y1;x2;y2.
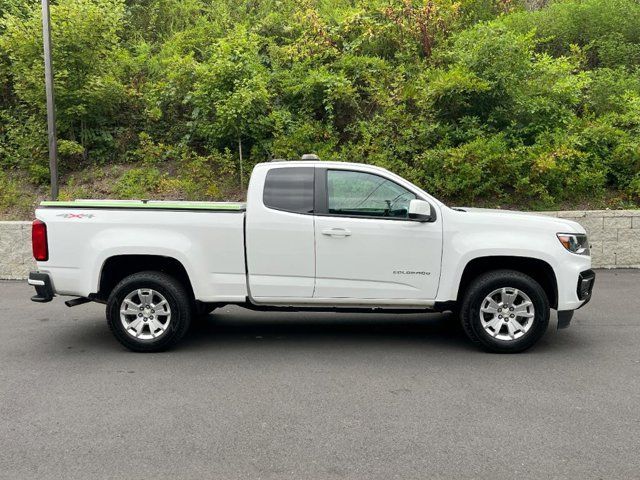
28;271;55;303
557;269;595;329
576;269;596;307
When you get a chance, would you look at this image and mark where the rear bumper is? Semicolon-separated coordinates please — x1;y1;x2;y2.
28;271;55;303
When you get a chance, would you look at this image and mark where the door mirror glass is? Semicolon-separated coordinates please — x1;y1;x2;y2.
408;199;434;222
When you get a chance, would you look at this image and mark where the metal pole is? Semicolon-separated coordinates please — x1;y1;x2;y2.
238;135;243;192
41;0;58;200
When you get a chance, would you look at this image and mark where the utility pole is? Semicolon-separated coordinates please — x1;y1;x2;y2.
238;135;244;192
41;0;58;200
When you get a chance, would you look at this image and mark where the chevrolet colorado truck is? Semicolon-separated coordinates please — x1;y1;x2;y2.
28;157;595;353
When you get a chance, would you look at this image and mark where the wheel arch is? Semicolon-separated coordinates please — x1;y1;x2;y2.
456;256;558;309
96;254;196;302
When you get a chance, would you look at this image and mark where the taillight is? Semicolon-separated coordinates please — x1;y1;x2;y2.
32;219;49;261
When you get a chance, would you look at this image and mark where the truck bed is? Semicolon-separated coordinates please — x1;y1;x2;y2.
34;200;248;302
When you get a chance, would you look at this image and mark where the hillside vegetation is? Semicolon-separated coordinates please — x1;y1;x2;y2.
1;0;640;218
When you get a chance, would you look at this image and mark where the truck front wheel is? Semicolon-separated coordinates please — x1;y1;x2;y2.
460;270;549;353
106;271;192;352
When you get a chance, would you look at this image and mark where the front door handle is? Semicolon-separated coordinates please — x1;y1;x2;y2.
322;228;352;237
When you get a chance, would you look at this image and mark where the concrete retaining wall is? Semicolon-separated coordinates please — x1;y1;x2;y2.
1;210;638;280
0;221;34;280
539;210;640;268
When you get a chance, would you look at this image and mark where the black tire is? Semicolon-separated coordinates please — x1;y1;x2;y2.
106;271;192;352
460;270;549;353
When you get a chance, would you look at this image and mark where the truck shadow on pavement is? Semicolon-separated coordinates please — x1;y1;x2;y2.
180;310;477;352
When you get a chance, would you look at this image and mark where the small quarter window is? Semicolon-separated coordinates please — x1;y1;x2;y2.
263;167;315;214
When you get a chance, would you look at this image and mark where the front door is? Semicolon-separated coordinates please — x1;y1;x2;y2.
314;168;442;300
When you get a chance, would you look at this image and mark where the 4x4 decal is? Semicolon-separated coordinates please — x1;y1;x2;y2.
56;213;95;219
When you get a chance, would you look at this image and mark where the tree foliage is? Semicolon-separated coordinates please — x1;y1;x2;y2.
1;0;640;210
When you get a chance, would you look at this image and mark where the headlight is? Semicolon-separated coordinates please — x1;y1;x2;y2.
557;233;590;255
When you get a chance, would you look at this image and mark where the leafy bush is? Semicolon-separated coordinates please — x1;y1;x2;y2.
0;170;20;210
504;0;640;68
0;169;35;217
113;167;164;198
416;135;517;204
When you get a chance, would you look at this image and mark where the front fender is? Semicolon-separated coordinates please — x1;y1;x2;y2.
437;229;561;302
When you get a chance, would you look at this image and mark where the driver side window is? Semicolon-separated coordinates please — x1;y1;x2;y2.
327;170;416;219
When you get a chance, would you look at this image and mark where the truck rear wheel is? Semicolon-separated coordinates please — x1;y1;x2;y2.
106;271;192;352
460;270;549;353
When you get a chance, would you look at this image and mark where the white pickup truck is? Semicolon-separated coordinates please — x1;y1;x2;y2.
28;157;595;353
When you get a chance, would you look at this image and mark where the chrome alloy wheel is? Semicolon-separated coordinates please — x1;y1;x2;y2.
120;289;171;340
479;287;535;341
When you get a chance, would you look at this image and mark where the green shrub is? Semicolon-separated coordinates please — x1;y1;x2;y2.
586;68;640;115
629;174;640;200
0;170;20;210
0;170;35;218
504;0;640;68
416;135;518;204
113;167;163;198
609;141;640;189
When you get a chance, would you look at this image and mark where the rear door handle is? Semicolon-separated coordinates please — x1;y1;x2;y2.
322;228;352;237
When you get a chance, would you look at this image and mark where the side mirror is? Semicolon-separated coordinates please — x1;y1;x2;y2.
408;199;434;222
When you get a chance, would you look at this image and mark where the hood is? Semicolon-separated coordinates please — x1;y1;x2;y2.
454;207;586;234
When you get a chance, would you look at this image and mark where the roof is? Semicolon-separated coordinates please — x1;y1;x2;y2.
258;160;391;172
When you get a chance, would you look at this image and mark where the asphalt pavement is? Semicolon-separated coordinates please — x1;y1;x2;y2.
1;269;639;479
